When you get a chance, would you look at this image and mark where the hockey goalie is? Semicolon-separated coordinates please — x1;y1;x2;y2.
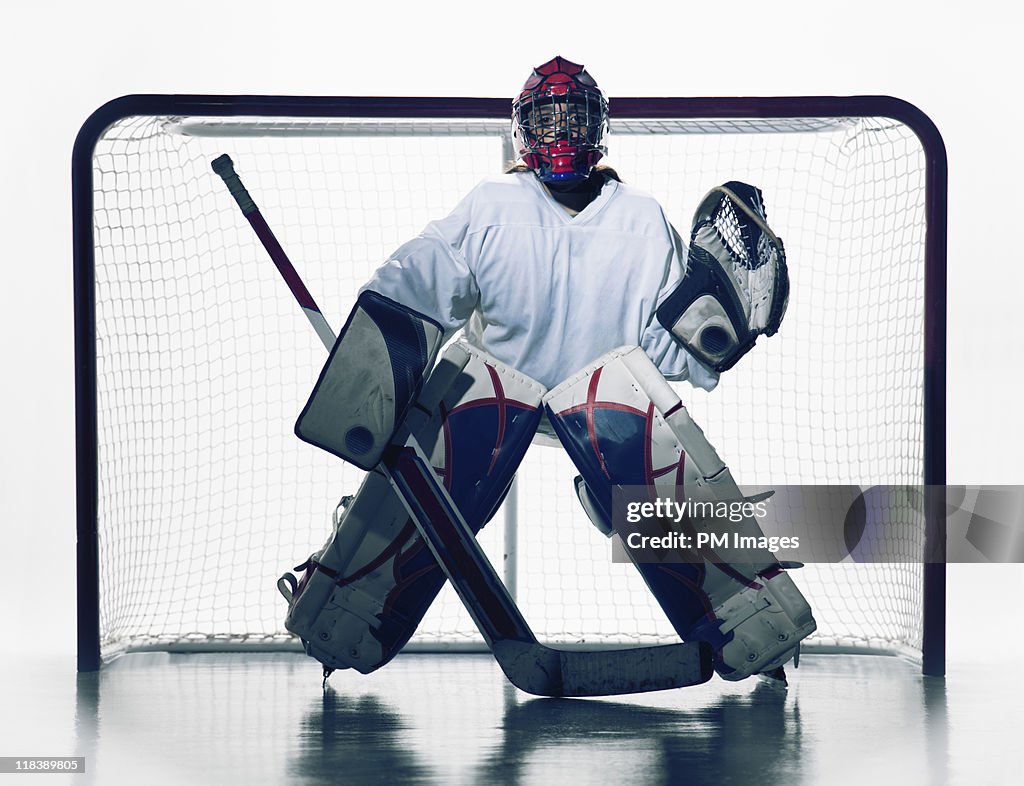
277;55;815;692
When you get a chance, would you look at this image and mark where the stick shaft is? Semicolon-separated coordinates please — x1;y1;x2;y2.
211;154;335;350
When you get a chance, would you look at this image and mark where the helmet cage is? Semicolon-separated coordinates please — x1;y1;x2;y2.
514;91;608;149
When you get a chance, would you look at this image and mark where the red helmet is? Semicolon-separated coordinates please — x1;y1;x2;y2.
512;56;608;182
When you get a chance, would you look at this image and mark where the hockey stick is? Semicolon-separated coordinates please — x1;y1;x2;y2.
385;441;713;695
211;154;714;696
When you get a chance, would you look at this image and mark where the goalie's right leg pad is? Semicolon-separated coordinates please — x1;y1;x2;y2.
281;342;545;674
544;345;816;681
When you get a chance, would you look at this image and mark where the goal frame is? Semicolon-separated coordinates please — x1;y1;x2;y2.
72;94;947;676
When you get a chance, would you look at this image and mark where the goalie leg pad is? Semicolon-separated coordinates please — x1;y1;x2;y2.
280;470;418;673
544;345;815;680
282;341;546;673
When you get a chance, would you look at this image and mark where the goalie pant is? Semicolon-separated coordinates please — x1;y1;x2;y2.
544;345;816;680
281;338;546;674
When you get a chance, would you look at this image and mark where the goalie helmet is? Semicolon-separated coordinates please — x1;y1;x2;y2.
512;56;609;183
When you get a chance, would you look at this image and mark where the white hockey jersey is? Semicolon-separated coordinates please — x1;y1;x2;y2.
361;172;719;392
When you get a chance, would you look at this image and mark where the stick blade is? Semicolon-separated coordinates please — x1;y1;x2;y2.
493;640;714;698
559;641;714;697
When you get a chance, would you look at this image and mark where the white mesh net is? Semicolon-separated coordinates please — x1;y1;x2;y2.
87;111;928;662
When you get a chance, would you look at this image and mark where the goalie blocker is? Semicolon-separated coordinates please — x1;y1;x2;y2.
294;289;445;470
545;346;816;681
657;181;789;372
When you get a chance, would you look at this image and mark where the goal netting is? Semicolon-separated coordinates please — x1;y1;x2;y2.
75;96;945;671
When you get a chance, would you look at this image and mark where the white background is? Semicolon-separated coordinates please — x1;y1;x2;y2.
1;0;1022;666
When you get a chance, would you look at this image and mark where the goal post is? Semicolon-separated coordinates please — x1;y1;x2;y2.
73;94;947;676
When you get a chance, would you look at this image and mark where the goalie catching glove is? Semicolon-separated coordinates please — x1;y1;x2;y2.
657;181;789;372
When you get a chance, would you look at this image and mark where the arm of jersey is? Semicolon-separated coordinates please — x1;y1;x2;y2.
359;197;481;339
642;319;719;391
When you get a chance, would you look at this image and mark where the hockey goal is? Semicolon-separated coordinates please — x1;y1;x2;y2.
74;95;947;675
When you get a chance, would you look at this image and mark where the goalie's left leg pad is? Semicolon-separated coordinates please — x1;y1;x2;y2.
282;342;545;673
544;345;815;680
